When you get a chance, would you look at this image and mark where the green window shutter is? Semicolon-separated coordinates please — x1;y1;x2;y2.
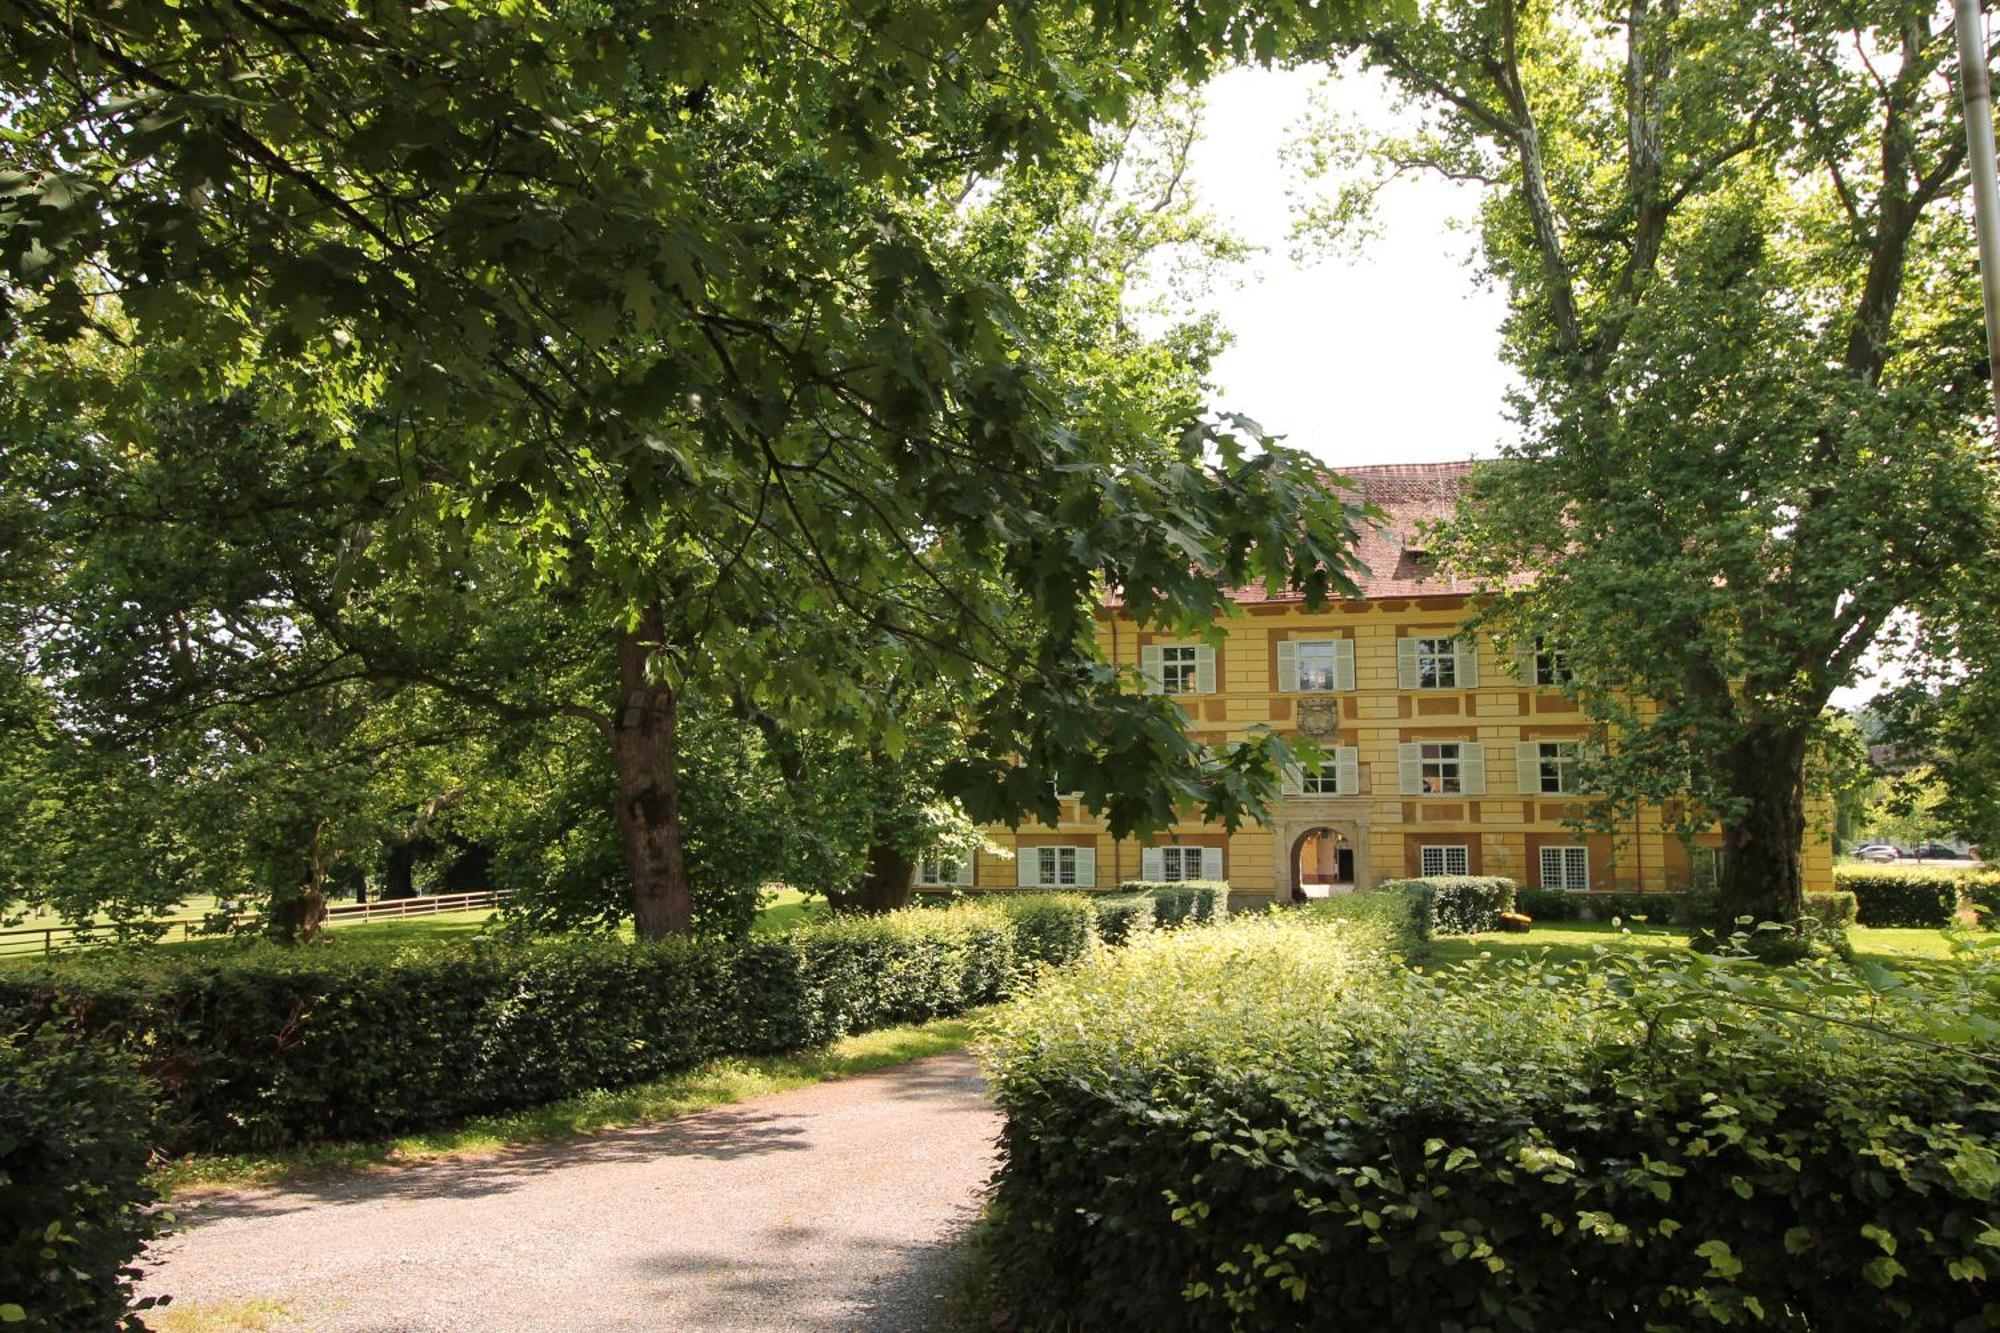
1074;845;1097;887
1276;639;1298;692
1017;848;1038;888
1398;742;1422;795
1334;638;1356;691
1194;645;1217;695
1141;845;1164;879
1336;746;1360;795
1460;741;1487;795
1396;636;1419;690
1140;645;1165;693
1517;740;1543;795
1281;762;1304;796
1202;846;1225;880
1456;638;1481;688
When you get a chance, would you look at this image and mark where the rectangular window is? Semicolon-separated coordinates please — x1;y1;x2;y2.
1420;742;1463;794
1540;845;1590;891
1535;741;1580;794
1691;846;1721;891
916;856;968;887
1160;644;1200;694
1416;637;1459;689
1159;846;1202;881
1535;639;1573;687
1302;763;1342;795
1420;844;1470;877
1035;846;1079;886
1296;640;1341;691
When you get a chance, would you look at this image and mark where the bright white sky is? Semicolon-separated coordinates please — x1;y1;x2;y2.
1168;65;1518;469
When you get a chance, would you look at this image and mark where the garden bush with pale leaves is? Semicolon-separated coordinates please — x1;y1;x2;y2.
981;915;2000;1331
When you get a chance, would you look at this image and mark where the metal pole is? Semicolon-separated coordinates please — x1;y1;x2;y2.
1954;0;2000;445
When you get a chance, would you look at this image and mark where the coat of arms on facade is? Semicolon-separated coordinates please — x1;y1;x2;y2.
1296;697;1342;739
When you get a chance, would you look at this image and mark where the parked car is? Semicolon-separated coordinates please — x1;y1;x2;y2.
1908;842;1971;861
1850;843;1903;862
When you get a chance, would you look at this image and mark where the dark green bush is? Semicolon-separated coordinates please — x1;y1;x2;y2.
1833;868;1965;927
985;894;1098;973
1090;894;1155;947
1118;880;1229;926
0;902;1040;1154
1376;874;1514;934
984;917;2000;1332
0;1037;162;1331
1513;887;1584;921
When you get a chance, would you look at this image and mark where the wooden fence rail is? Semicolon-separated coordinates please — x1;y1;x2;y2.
0;889;512;958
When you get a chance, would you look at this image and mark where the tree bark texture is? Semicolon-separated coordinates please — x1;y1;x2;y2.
1718;725;1809;926
611;603;692;939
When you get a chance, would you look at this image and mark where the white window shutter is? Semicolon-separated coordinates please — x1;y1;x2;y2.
909;863;924;888
1334;638;1356;691
1202;847;1224;880
1456;639;1481;688
1461;742;1487;795
954;857;975;887
1396;636;1419;690
1140;645;1164;693
1517;741;1542;795
1194;644;1217;694
1280;762;1304;796
1336;746;1360;796
1017;849;1037;888
1398;742;1422;795
1141;846;1164;880
1276;639;1298;693
1515;647;1537;683
1074;845;1097;887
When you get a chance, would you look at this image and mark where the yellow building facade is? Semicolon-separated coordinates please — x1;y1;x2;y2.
950;462;1836;909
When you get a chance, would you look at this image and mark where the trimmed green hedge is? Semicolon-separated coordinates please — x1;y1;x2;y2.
1089;894;1156;947
1117;880;1229;926
1377;875;1516;934
1305;884;1431;954
0;901;1083;1154
982;916;2000;1331
0;1038;161;1332
1835;865;2000;927
1517;888;1860;932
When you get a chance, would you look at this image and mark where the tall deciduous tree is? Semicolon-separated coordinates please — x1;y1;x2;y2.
2;4;1384;936
1296;0;2000;926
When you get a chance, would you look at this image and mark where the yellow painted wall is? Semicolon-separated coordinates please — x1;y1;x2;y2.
974;595;1836;903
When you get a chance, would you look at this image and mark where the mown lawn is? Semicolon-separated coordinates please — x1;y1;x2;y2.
1425;919;1979;968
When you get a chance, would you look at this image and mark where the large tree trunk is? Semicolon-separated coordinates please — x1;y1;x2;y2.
610;604;692;939
1717;725;1809;927
832;841;917;914
267;885;328;942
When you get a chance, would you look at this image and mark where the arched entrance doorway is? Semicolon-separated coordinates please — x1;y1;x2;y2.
1291;826;1356;902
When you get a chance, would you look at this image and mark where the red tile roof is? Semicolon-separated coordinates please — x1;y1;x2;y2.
1224;459;1485;605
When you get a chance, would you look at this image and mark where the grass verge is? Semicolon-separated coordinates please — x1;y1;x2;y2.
150;1009;987;1198
1423;919;1976;968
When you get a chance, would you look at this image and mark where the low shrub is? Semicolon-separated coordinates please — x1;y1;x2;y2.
1118;880;1229;927
984;894;1099;973
0;900;1060;1155
0;1037;162;1332
1804;889;1859;931
1833;867;1972;927
1089;895;1156;947
1304;885;1430;955
982;917;2000;1332
1376;875;1515;934
1512;887;1585;921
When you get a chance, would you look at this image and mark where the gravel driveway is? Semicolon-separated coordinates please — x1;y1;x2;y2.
140;1053;999;1331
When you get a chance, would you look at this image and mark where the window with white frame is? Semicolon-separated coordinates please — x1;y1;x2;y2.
1160;644;1200;694
1540;845;1590;891
1415;637;1459;689
1535;639;1573;687
1419;742;1464;794
1297;640;1341;691
1035;846;1080;886
1534;741;1580;794
1302;763;1342;795
915;855;972;887
1159;846;1208;881
1691;845;1721;891
1420;844;1470;877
